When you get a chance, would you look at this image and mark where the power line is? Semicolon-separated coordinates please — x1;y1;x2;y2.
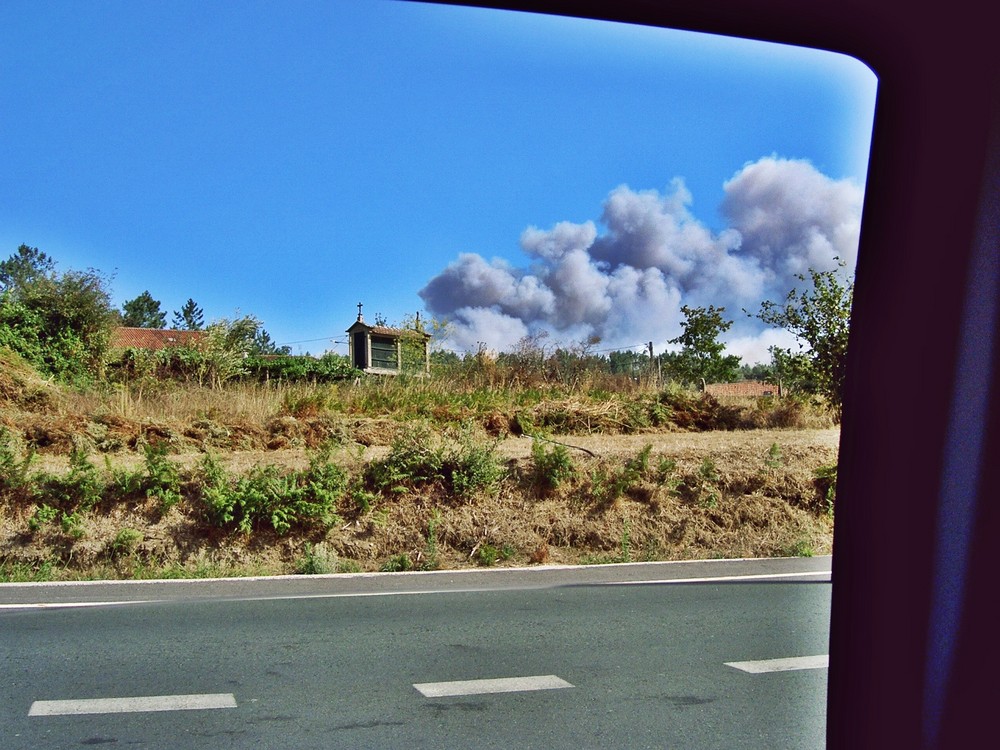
274;336;346;347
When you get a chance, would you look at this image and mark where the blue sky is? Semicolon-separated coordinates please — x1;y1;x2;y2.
0;0;876;362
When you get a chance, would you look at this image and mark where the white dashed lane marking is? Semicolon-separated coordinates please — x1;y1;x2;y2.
725;655;829;673
28;693;238;716
414;675;574;697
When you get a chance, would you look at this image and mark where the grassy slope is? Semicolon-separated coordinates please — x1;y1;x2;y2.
1;353;838;581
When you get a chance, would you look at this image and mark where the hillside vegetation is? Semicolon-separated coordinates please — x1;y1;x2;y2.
1;348;838;581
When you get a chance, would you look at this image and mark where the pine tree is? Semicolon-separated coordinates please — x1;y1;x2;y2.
171;298;205;330
121;291;166;328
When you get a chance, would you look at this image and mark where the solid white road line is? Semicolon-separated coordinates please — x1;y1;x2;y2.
607;570;831;586
0;601;152;610
725;655;829;673
28;693;238;716
413;675;574;698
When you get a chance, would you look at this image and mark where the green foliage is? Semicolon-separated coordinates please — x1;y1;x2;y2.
196;449;346;534
27;503;60;532
765;443;783;471
608;349;649;378
0;245;117;383
106;344;206;385
186;315;289;387
45;446;105;513
197;316;260;387
21;448;105;538
676;457;720;508
351;488;377;513
141;441;182;510
0;427;35;495
0;244;55;290
814;464;837;517
0;560;56;583
755;263;854;416
121;290;166;328
530;438;575;494
446;428;505;499
13;439;106;537
295;543;335;575
783;539;815;557
172;298;204;330
661;305;741;386
380;553;413;572
365;424;504;500
477;543;499;567
367;425;445;494
110;528;143;558
699;457;719;483
655;456;682;495
590;444;652;504
244;353;359;384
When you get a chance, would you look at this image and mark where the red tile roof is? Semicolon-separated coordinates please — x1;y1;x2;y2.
110;327;206;351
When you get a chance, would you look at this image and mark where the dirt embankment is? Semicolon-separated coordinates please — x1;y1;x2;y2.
1;426;839;581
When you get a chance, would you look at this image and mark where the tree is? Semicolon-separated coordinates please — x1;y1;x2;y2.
171;298;204;330
753;263;854;415
0;244;55;291
121;291;166;328
250;326;291;356
609;350;649;378
661;305;742;387
0;246;117;382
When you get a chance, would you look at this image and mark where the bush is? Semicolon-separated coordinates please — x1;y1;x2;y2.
365;424;505;501
366;424;445;494
196;448;346;534
445;428;505;499
589;444;652;504
0;427;35;497
244;353;359;384
530;438;575;494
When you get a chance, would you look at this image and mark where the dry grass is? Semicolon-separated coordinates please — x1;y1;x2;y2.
1;356;839;581
1;428;838;581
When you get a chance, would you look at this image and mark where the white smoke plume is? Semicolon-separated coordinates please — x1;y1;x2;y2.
419;156;863;361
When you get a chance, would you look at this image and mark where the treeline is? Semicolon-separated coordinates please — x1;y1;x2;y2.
0;244;350;387
0;244;852;414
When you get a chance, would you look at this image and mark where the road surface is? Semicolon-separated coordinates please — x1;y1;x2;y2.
1;557;831;749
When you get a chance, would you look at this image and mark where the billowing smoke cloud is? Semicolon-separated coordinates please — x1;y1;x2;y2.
420;156;863;362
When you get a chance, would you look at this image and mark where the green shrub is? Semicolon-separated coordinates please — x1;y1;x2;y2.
0;427;35;496
380;553;413;572
27;503;59;532
110;528;143;558
530;438;575;494
295;542;335;575
765;442;783;471
814;464;837;516
477;543;499;567
142;441;182;510
367;424;445;494
37;446;105;513
196;450;345;535
589;444;652;504
365;424;504;501
446;429;505;499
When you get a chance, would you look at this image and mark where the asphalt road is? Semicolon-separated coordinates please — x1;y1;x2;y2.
1;558;831;749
